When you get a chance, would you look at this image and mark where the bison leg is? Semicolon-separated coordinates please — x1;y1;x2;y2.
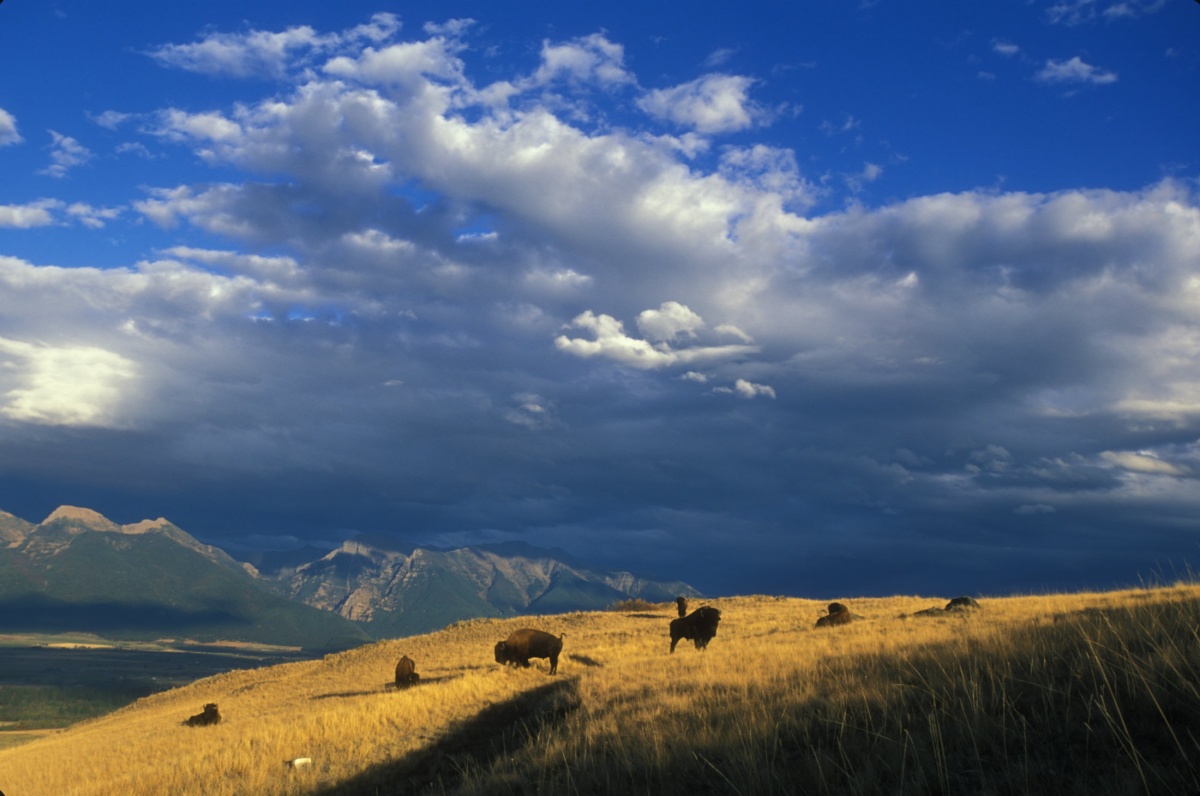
548;652;558;675
669;635;680;653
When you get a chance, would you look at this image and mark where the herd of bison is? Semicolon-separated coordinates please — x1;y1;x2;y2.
183;595;980;727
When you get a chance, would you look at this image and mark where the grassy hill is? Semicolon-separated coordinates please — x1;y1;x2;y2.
1;585;1198;795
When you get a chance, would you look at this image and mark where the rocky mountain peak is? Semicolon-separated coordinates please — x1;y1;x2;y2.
122;518;172;535
0;510;34;546
43;505;120;532
41;507;174;536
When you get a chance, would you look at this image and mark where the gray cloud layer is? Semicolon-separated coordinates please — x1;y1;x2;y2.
1;16;1198;596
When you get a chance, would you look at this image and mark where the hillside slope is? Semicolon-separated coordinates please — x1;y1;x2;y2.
2;585;1198;795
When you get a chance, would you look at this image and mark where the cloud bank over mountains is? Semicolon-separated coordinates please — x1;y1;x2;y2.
0;12;1197;596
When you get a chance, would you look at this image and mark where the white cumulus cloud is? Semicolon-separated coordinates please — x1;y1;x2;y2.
636;301;705;342
1036;56;1118;86
0;337;139;428
0;200;62;228
149;25;331;78
39;131;93;178
639;74;767;134
0;107;21;146
1101;450;1187;476
530;33;634;89
555;309;758;370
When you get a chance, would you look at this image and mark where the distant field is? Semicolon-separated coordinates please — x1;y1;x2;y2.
0;637;313;734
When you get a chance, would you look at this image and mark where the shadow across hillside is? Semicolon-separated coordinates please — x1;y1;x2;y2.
314;678;581;796
313;675;464;701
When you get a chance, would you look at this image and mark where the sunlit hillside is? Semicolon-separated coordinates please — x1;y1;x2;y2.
2;586;1199;795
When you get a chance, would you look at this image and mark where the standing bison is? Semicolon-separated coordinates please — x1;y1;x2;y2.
494;629;564;675
184;703;221;727
676;596;689;618
670;606;721;652
394;654;420;688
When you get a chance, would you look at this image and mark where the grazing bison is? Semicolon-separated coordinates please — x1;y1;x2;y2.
184;703;221;727
676;596;689;618
494;629;564;675
815;602;863;628
394;654;420;688
913;596;983;617
670;605;721;653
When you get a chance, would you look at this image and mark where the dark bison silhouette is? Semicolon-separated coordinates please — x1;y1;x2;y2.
815;602;863;627
676;596;689;618
494;628;564;675
184;703;220;727
914;596;983;617
394;654;420;688
670;605;721;652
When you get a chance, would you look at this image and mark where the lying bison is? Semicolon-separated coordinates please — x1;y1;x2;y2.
914;596;983;617
394;654;420;688
184;703;221;727
670;605;721;653
815;602;863;628
495;628;564;675
676;596;689;618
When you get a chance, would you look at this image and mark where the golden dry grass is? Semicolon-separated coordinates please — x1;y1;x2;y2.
2;586;1198;795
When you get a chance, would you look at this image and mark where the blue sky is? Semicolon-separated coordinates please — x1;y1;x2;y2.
1;1;1198;598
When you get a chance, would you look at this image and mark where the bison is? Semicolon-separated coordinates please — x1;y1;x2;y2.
676;596;689;618
815;602;863;628
946;596;981;611
494;628;564;675
394;654;420;688
184;703;220;727
670;605;721;653
912;596;983;617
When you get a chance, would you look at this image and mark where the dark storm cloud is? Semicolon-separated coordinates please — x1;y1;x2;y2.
1;18;1198;597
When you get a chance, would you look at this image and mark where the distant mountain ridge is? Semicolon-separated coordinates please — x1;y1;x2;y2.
0;506;369;651
0;506;700;643
262;537;701;636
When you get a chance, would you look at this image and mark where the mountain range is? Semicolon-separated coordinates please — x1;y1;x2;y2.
258;538;699;637
0;506;699;648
